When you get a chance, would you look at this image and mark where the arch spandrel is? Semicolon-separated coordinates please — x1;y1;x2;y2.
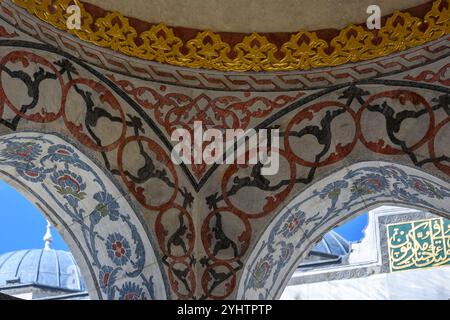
0;4;449;299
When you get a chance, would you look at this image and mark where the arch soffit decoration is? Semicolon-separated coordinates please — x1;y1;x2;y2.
0;131;168;300
237;161;450;300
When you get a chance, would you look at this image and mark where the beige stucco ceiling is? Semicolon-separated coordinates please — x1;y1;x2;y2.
84;0;428;32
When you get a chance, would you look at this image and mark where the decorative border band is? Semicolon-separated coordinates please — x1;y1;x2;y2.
9;0;450;71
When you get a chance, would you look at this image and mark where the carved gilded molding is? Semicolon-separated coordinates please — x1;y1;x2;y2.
11;0;450;72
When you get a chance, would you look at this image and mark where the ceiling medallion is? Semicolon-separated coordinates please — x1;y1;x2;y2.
11;0;450;72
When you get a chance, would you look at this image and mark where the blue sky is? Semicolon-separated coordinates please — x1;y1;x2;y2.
0;180;68;254
334;213;368;242
0;180;368;255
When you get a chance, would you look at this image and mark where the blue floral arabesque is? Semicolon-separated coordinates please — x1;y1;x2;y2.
119;282;146;300
90;191;120;224
0;140;42;161
51;170;87;207
106;232;132;266
0;135;159;300
248;254;274;290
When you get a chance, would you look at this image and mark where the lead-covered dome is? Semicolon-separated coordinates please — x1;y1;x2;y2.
312;231;350;257
299;230;351;269
0;249;85;292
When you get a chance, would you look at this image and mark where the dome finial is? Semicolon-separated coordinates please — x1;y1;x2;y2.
43;220;53;250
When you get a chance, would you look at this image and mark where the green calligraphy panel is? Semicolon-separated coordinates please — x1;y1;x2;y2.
387;217;450;272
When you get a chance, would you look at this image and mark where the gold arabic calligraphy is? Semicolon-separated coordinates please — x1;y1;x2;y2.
387;217;450;272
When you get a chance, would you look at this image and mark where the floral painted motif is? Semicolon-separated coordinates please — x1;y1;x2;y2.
90;192;120;223
0;141;42;161
107;233;132;266
351;174;389;195
248;254;274;290
47;144;78;161
119;282;146;300
16;165;47;183
51;170;87;206
99;266;114;292
319;181;348;200
408;178;444;199
277;242;294;268
280;210;304;238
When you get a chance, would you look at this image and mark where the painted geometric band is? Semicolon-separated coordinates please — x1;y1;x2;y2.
11;0;450;72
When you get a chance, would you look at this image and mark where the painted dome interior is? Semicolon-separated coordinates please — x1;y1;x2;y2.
84;0;428;32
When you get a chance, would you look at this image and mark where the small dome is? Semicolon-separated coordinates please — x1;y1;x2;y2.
0;249;85;292
312;230;350;257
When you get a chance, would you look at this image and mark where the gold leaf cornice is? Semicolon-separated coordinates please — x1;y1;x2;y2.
10;0;450;72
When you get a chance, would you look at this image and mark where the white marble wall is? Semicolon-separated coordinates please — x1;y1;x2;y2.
281;266;450;300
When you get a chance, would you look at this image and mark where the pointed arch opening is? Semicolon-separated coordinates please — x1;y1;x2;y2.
0;131;169;299
237;161;450;300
